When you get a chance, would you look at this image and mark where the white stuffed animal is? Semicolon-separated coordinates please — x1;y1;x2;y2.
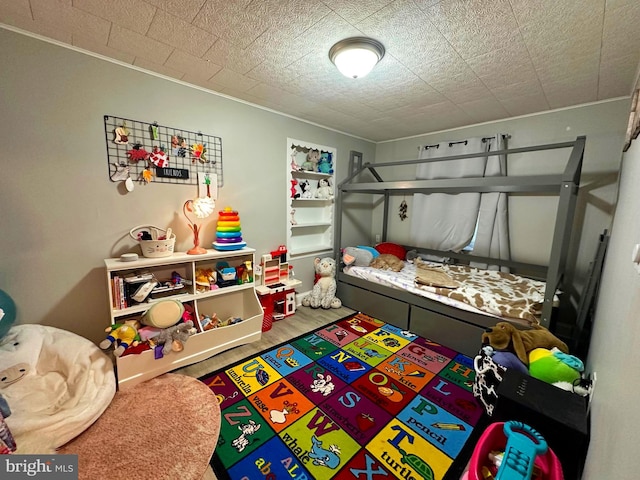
315;178;333;199
299;180;313;199
301;257;342;309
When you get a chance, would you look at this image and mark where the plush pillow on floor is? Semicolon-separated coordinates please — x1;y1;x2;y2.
0;324;116;452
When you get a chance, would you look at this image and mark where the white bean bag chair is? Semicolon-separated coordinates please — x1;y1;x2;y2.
0;324;116;452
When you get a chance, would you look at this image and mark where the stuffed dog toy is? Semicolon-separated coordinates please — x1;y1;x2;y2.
482;322;569;365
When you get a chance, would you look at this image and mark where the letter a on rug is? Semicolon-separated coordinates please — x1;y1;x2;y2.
200;313;485;480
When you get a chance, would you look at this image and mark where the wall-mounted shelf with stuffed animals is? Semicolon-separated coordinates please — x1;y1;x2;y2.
104;115;223;189
287;138;336;259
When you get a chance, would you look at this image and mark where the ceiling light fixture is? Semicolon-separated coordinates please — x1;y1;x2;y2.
329;37;385;79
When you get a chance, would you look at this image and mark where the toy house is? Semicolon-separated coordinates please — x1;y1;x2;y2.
255;252;300;328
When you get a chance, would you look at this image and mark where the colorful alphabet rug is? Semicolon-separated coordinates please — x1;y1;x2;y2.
200;312;484;480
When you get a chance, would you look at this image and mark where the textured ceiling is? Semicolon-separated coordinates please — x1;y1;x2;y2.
1;0;639;142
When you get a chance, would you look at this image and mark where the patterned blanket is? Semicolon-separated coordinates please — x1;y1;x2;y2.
416;264;547;323
344;262;550;323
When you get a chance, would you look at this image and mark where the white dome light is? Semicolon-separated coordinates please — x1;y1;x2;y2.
329;37;385;79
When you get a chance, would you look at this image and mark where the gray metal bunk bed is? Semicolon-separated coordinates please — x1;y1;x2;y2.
334;136;585;356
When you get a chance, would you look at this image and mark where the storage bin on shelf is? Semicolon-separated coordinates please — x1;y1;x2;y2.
130;225;175;258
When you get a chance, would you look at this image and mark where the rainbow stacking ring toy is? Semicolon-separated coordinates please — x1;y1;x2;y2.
213;207;247;251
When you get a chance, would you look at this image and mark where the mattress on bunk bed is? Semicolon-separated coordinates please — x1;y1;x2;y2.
343;261;554;324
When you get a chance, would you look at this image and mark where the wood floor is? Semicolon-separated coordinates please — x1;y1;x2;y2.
174;305;356;480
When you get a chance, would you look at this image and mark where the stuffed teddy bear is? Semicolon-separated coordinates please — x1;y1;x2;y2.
315;178;333;199
155;320;197;355
300;149;320;172
482;321;569;365
301;257;342;309
100;319;142;357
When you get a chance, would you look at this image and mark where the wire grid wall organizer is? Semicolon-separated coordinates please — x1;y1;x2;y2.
104;115;223;187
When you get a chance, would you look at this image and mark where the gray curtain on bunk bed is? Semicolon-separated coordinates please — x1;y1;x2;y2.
409;134;510;269
471;134;510;271
410;136;485;251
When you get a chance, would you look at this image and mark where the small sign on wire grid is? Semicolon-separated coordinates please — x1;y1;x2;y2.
104;115;223;187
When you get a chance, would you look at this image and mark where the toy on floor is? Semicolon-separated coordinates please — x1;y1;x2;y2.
155;320;197;355
496;421;548;480
464;421;563;480
482;322;569;365
301;257;342;309
100;319;141;357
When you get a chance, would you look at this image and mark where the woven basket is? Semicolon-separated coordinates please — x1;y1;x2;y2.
130;225;176;258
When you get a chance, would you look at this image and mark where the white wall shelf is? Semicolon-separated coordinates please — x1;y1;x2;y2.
287;138;336;260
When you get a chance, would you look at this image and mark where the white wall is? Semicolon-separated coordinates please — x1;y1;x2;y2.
581;131;640;479
0;28;375;344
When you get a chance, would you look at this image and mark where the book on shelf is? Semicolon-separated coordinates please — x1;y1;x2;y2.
112;276;128;309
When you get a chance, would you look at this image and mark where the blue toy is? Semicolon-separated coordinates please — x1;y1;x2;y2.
496;421;548;480
528;347;583;385
317;153;333;174
0;289;17;341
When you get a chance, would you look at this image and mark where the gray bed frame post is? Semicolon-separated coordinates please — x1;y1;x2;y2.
540;135;585;327
334;151;363;263
334;173;343;263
